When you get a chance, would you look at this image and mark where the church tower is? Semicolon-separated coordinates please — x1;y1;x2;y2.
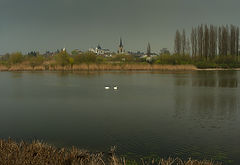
147;42;151;57
118;38;124;54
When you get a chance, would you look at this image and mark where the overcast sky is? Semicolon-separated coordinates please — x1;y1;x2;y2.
0;0;240;54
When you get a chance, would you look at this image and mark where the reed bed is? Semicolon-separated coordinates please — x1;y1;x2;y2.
0;139;221;165
0;64;197;71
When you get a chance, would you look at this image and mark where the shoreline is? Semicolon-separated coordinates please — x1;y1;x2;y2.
197;68;240;71
0;64;197;71
0;139;221;165
0;63;240;71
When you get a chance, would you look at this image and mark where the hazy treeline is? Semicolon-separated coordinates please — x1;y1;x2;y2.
175;24;239;60
0;51;149;71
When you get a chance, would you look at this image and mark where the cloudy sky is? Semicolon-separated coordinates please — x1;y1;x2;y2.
0;0;239;54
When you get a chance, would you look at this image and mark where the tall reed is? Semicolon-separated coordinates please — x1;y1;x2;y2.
0;139;221;165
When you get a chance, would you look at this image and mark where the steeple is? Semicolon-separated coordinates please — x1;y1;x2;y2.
147;42;151;57
119;38;123;48
118;37;124;54
97;44;101;49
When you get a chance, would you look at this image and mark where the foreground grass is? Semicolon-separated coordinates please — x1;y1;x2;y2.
0;139;221;165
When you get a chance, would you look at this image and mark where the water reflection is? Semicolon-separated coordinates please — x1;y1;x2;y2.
191;71;238;88
189;94;238;120
174;71;239;120
218;71;238;88
0;71;240;164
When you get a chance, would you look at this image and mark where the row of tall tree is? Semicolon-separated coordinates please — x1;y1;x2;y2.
174;29;190;55
174;24;239;60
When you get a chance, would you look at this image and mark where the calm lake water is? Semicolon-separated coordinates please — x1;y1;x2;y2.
0;71;240;164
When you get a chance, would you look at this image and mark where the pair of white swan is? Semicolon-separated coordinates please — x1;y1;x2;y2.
105;86;118;90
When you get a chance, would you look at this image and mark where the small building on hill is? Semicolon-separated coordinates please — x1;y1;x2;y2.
89;44;110;55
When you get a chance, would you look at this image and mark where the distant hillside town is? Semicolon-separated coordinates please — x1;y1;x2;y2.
18;38;169;59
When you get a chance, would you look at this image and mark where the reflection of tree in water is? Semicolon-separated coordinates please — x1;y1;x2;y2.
175;78;189;86
216;94;238;118
218;71;238;88
191;71;217;87
190;94;217;119
191;71;238;88
56;71;102;78
189;93;238;120
174;71;239;120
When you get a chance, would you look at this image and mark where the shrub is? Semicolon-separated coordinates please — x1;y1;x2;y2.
194;61;217;68
155;54;193;65
74;52;96;64
55;51;70;67
112;54;135;63
9;52;23;64
29;56;44;69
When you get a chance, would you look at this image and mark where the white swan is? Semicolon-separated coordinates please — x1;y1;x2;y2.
113;86;118;90
105;86;110;90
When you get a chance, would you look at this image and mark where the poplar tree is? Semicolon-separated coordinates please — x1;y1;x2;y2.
174;30;181;55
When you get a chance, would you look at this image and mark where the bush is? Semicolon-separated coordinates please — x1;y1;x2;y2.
155;54;193;65
73;52;96;64
29;56;44;69
214;56;240;68
111;54;135;63
194;61;217;68
55;51;70;67
9;52;23;64
96;56;105;64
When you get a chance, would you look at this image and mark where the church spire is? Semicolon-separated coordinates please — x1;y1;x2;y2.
119;37;123;47
118;37;124;54
147;42;151;57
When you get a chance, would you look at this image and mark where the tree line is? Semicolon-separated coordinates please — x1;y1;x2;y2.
174;24;239;60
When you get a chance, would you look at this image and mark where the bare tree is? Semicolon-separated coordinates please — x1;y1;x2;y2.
175;24;239;60
222;25;228;56
198;25;204;57
236;27;239;60
209;25;217;58
191;28;197;58
181;29;186;55
174;30;181;55
203;25;209;60
186;38;191;55
230;25;236;56
218;27;222;56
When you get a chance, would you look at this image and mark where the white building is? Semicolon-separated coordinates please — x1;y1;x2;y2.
89;45;110;55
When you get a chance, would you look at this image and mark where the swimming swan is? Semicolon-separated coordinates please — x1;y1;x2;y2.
105;86;110;90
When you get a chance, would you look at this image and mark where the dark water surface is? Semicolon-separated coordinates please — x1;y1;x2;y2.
0;71;239;164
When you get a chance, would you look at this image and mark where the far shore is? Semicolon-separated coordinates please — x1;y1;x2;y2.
0;63;240;72
0;64;197;71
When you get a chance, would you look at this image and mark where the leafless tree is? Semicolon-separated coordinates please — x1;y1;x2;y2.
198;25;204;57
181;29;186;55
218;27;222;56
186;38;191;55
230;25;236;56
203;25;209;60
209;25;217;58
236;27;239;60
174;30;181;55
191;28;197;58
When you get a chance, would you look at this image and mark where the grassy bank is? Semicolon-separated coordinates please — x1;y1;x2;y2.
0;139;221;165
0;63;197;71
1;51;240;71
